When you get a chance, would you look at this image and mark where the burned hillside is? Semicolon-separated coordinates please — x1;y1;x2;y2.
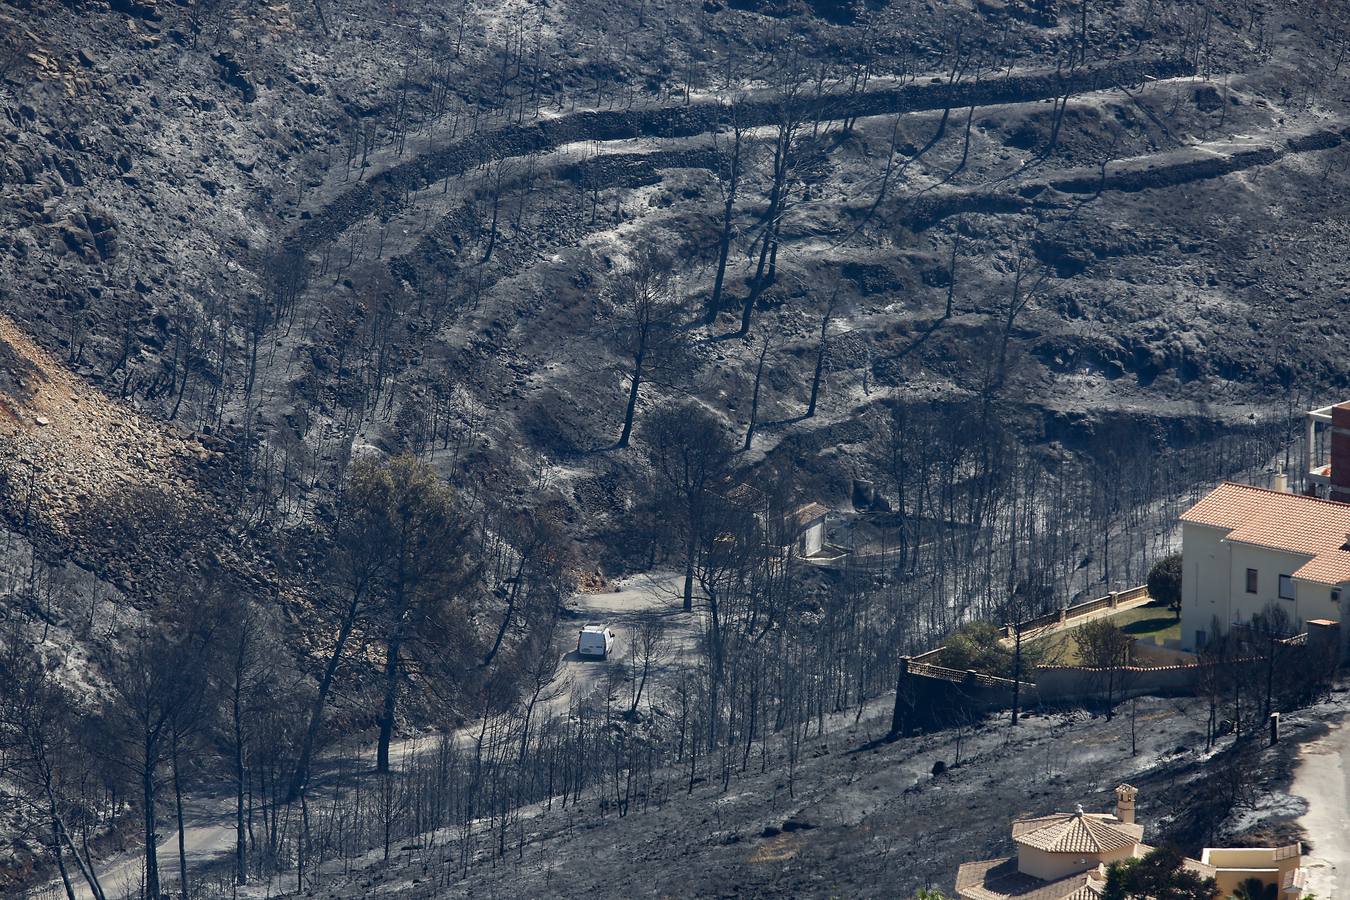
2;0;1349;896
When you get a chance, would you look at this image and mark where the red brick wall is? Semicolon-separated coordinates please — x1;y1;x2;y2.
1332;404;1350;491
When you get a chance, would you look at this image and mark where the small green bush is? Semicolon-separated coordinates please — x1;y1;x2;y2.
1148;553;1183;618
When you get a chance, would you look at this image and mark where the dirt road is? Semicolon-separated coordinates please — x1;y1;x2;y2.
32;570;697;900
1292;717;1350;898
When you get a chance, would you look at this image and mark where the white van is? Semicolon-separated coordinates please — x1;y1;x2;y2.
577;624;615;659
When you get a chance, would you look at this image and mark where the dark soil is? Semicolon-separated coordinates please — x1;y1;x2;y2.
298;694;1349;899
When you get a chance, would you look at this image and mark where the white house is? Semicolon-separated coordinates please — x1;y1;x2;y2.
1178;480;1348;651
720;485;830;559
789;501;828;557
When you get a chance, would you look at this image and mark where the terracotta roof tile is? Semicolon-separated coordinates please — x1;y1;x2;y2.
1290;551;1350;586
956;858;1105;900
1180;482;1350;585
790;501;829;525
1011;812;1142;854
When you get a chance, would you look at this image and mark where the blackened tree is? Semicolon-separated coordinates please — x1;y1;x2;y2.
603;254;688;450
643;402;736;611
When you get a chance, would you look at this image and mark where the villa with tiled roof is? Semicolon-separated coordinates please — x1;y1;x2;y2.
952;786;1305;899
1172;401;1350;652
1178;478;1349;653
955;786;1143;900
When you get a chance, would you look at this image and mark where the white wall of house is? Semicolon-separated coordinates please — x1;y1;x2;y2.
1180;522;1233;650
1181;522;1346;649
798;518;824;557
1295;579;1345;627
1224;542;1309;624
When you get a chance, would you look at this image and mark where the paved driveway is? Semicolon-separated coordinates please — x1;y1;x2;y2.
1293;716;1350;898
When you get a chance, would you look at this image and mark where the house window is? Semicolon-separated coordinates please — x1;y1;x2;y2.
1279;574;1296;600
1246;568;1258;594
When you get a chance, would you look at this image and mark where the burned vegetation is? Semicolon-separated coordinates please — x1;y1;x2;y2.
1;0;1349;897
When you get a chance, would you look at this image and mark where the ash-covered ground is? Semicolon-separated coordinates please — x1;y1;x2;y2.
281;692;1347;900
3;0;1350;895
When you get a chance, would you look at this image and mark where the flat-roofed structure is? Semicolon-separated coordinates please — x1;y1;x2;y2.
1303;401;1350;502
1199;844;1304;897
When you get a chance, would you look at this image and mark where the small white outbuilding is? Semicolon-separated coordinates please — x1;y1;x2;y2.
789;502;829;558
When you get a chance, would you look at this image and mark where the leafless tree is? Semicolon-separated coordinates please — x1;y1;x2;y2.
290;457;398;801
738;60;812;337
643;402;736;612
707;107;749;325
742;336;773;452
1239;602;1297;723
0;629;106;900
994;237;1051;391
215;594;280;887
482;510;566;668
602;255;688;449
805;289;837;419
1073;619;1133;719
627;614;670;716
1003;575;1054;726
100;623;213;900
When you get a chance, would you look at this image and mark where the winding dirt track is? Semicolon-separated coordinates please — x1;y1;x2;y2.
903;125;1350;228
285;56;1193;258
36;571;697;900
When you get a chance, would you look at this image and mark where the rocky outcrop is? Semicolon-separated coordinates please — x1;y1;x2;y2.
107;0;162;21
55;208;118;262
214;51;257;102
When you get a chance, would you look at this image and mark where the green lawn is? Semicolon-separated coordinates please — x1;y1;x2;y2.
1036;601;1181;666
1116;603;1182;643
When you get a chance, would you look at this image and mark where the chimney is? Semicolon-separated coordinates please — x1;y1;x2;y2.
1272;470;1289;493
1330;403;1350;500
1114;784;1137;825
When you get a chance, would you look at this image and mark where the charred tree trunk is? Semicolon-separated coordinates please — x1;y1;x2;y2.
616;340;647;450
173;736;189;900
806;294;835;419
482;164;505;263
289;591;364;801
377;634;403;774
743;339;770;452
142;750;161;900
683;529;696;613
47;791;76;900
483;557;527;667
233;680;247;885
708;127;744;325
